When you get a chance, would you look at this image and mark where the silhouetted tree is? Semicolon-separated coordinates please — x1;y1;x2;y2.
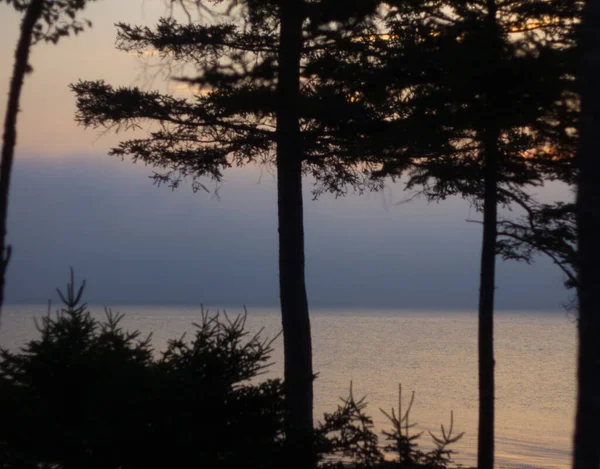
0;272;468;469
573;1;600;468
316;383;465;469
0;270;286;469
0;0;96;319
497;198;577;290
379;385;464;469
351;2;580;468
275;3;314;464
71;3;385;467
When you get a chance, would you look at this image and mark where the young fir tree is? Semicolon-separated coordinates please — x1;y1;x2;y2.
573;1;600;468
337;2;579;468
0;0;96;318
71;2;384;466
0;271;287;468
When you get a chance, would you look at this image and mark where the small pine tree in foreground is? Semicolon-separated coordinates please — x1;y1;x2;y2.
0;270;285;469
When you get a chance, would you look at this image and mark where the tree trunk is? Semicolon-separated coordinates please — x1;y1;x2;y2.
0;0;45;319
275;2;314;468
477;5;499;469
573;2;600;469
477;126;499;469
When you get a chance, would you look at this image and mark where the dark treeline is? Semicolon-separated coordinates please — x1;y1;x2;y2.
1;0;598;469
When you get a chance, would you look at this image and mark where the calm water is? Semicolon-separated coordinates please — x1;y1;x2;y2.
0;305;577;469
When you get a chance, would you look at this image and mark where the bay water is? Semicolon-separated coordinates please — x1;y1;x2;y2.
0;306;577;469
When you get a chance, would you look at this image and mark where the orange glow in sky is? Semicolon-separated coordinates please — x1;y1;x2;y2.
0;0;177;157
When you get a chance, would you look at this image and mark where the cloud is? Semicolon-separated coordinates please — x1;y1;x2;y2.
5;153;570;311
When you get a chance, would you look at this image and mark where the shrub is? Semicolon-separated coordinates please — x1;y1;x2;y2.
0;271;285;469
379;385;464;469
316;383;384;468
0;271;463;469
316;384;464;469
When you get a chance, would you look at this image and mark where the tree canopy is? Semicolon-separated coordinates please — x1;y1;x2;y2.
71;1;387;197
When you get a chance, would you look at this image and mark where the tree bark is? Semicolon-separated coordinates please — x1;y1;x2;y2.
478;127;499;469
477;4;499;469
573;1;600;469
275;2;314;468
0;0;45;319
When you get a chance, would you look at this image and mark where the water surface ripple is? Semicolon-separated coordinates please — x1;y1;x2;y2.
1;306;576;469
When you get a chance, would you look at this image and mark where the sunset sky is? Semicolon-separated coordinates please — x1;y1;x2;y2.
0;1;573;310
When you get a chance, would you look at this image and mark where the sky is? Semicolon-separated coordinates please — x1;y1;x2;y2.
0;0;574;311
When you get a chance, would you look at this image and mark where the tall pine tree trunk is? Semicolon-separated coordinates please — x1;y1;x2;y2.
0;0;45;319
275;2;314;468
573;1;600;468
478;127;499;469
477;4;499;469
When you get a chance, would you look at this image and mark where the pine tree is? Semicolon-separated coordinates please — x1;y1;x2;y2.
71;2;383;466
347;2;581;468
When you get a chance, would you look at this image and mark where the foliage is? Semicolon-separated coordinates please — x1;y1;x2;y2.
368;0;580;199
317;384;464;469
70;1;386;197
379;385;464;469
71;4;388;465
0;270;285;469
330;4;581;468
2;0;97;44
497;197;577;289
317;383;384;468
0;271;465;469
380;387;423;466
